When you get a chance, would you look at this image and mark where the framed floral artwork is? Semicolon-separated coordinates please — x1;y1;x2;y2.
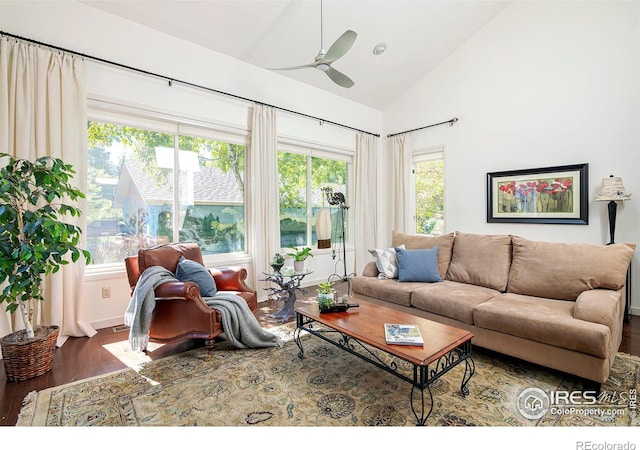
486;163;589;224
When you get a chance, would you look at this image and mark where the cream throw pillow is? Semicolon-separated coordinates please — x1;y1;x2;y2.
369;245;405;279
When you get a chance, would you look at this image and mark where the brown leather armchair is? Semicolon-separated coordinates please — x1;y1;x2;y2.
124;242;258;351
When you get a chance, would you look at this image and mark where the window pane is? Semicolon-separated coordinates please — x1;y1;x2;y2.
278;152;307;247
414;158;444;235
178;135;245;255
87;121;174;264
312;157;347;245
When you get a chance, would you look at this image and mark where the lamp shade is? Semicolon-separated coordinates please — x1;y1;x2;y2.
316;209;331;249
595;176;631;202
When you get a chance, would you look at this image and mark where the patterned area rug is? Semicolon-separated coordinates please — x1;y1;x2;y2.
16;324;640;426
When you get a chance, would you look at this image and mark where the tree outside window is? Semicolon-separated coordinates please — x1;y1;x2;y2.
87;120;246;264
277;151;348;248
414;152;444;235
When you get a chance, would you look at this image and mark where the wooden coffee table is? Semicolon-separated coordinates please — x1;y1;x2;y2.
294;299;474;425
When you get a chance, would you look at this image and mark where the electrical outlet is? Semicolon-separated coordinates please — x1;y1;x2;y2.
101;287;111;299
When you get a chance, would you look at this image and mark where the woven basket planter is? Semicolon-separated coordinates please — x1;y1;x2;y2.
1;325;59;382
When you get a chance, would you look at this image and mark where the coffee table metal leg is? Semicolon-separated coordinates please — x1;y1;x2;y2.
294;313;305;358
410;383;433;426
461;357;475;397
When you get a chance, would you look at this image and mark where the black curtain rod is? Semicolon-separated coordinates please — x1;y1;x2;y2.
387;117;458;138
0;31;380;138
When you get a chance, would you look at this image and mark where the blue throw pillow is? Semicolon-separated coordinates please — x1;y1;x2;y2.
175;256;217;296
395;246;443;283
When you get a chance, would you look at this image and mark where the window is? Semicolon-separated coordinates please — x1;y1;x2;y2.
86;117;246;265
413;148;445;235
277;148;350;248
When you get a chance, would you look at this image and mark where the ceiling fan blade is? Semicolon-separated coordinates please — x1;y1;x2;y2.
325;66;354;88
321;30;357;64
267;63;317;71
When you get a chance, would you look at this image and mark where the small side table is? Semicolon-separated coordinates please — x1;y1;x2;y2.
261;268;311;323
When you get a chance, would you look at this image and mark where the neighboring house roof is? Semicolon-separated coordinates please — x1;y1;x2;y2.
113;158;243;207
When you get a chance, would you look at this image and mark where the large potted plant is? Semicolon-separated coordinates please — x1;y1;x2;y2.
0;153;91;381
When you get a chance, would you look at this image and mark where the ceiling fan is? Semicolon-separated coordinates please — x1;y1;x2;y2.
268;0;357;88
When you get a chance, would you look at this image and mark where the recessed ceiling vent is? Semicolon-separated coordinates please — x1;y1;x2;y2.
373;43;387;55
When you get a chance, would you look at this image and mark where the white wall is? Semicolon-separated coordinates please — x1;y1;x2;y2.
0;0;380;329
382;1;640;314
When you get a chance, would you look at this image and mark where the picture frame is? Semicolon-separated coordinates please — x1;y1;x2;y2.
486;163;589;224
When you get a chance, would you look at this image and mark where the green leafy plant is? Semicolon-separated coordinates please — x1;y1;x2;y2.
0;153;91;340
316;280;336;311
272;253;285;265
287;246;313;262
316;281;334;295
317;295;334;310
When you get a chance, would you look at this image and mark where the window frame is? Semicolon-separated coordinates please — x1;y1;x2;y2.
411;145;446;235
85;100;251;276
277;140;354;251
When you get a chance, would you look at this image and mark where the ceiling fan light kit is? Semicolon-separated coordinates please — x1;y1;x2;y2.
267;0;357;88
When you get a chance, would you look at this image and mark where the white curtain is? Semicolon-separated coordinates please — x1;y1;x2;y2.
353;133;379;274
0;37;97;354
247;104;279;301
391;133;413;233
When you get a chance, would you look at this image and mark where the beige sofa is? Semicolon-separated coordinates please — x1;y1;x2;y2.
352;231;635;386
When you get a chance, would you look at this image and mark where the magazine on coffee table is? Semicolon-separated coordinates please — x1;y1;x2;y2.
384;323;424;346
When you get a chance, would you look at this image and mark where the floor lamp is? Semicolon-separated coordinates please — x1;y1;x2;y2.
595;175;631;245
323;187;356;295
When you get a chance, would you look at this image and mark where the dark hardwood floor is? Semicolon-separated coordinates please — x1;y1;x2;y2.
1;298;638;426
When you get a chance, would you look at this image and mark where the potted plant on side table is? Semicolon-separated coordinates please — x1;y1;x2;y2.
316;281;336;311
0;153;91;381
271;253;285;273
287;246;313;272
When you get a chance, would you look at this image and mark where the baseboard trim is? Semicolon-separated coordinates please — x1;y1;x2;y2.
92;317;125;330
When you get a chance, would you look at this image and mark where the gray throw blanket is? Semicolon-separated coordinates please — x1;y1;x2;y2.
124;266;176;352
124;265;282;351
204;293;283;349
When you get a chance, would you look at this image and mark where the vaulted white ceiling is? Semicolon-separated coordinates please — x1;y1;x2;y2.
82;0;511;111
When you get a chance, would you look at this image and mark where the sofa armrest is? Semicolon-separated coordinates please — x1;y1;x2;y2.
362;261;380;278
573;289;622;329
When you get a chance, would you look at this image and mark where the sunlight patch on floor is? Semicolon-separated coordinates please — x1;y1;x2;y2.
102;340;164;371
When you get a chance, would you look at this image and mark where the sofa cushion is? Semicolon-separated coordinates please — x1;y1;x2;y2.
351;276;423;307
391;231;455;281
368;245;405;279
175;256;217;297
473;293;610;358
395;246;443;282
446;232;512;292
410;281;499;325
507;237;635;301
